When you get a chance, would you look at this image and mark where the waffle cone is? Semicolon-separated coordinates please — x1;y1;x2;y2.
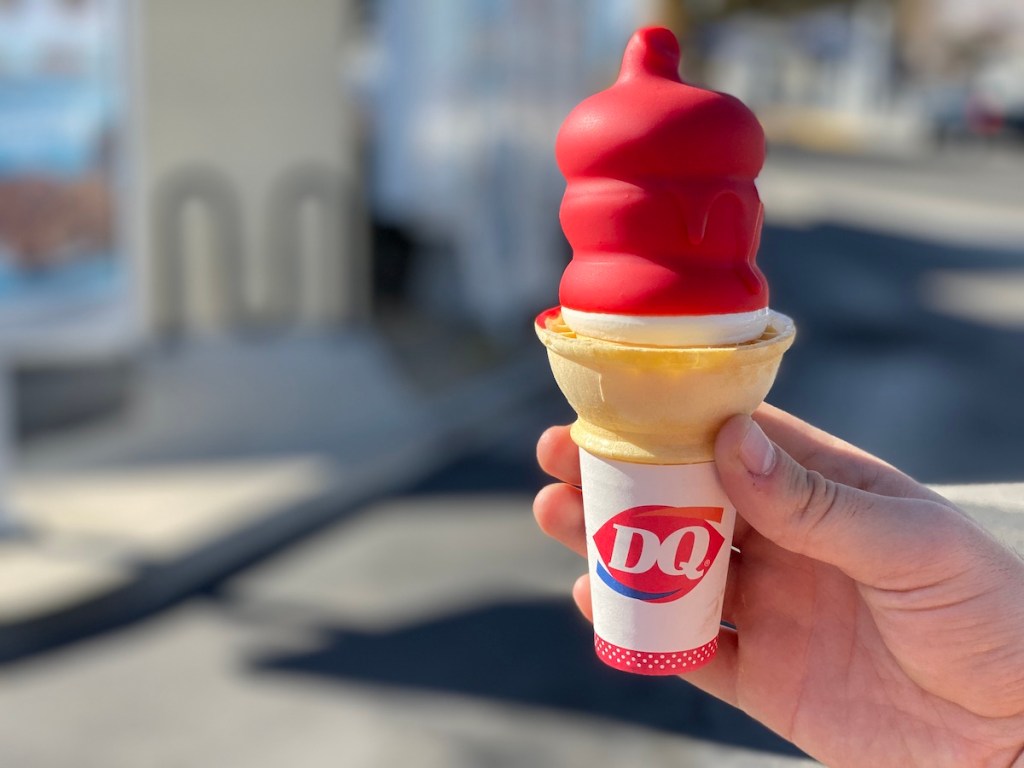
536;308;796;464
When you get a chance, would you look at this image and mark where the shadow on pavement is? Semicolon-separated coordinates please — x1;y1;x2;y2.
250;599;804;757
235;401;801;758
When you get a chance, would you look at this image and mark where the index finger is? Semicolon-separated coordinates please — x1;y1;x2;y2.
537;425;581;486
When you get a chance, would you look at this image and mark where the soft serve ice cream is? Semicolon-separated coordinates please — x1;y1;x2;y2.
555;26;769;347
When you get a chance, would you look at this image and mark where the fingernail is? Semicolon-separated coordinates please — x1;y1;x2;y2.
739;419;776;476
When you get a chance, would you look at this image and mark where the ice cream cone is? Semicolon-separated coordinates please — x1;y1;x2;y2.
538;25;795;675
535;306;795;674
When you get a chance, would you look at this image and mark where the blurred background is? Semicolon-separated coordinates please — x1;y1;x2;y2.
0;0;1022;766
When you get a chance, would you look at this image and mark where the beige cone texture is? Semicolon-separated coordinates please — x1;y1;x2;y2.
537;310;796;465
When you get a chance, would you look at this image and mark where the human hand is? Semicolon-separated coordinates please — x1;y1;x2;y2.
534;404;1024;767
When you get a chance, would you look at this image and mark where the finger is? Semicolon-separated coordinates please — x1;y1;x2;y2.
715;414;965;589
571;573;594;623
753;403;945;503
537;426;581;486
732;512;755;550
678;627;739;708
720;554;743;629
533;483;587;557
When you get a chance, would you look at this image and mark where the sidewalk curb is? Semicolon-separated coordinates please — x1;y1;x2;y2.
0;350;551;664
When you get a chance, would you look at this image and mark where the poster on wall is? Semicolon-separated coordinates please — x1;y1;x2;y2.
0;0;136;360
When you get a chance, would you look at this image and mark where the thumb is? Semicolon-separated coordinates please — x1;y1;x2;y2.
714;414;958;588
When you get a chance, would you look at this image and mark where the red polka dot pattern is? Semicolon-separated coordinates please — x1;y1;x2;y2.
594;635;718;676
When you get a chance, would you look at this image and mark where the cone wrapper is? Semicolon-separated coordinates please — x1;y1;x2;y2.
582;452;734;673
536;307;795;675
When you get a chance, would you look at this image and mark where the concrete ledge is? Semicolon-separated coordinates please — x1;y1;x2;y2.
0;542;130;624
934;483;1024;553
0;347;548;663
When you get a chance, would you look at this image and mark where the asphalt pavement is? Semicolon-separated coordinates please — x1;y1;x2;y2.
761;217;1024;482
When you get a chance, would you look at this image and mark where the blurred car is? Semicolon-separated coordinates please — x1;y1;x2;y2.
925;82;1004;143
974;51;1024;138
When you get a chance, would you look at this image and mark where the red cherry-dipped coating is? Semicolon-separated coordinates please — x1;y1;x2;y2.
555;27;768;317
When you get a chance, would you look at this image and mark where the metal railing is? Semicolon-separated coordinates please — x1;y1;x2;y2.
152;163;369;339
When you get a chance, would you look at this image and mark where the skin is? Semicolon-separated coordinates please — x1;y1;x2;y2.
534;404;1024;767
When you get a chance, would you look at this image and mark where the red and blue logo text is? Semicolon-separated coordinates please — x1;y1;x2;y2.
593;505;726;603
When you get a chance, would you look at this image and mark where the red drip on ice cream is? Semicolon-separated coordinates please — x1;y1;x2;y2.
555;27;768;317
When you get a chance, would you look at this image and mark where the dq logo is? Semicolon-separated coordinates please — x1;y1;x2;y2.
593;505;726;603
